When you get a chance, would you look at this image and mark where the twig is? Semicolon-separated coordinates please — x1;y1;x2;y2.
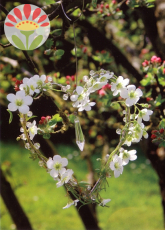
22;51;39;74
0;4;9;15
0;43;12;48
73;23;78;85
61;1;72;21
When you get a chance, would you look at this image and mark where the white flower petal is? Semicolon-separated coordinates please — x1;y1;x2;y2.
41;75;46;82
70;95;78;102
7;94;15;102
16;90;26;98
8;102;17;111
23;78;29;84
85;105;91;111
136;88;143;97
24;96;33;105
76;86;83;95
61;158;68;167
120;88;128;98
53;155;62;161
130;155;137;161
123;78;129;86
50;169;58;178
47;158;54;169
127;85;136;92
19;105;29;114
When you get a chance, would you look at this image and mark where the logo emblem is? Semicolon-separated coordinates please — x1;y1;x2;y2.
4;4;50;50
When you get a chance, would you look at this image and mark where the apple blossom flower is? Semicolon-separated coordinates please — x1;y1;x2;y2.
99;199;111;206
111;76;129;96
110;154;123;178
19;78;39;95
56;169;74;187
31;75;46;91
28;120;38;140
63;199;79;209
7;90;33;114
77;100;96;112
119;149;137;165
136;109;153;123
47;155;68;178
70;86;85;105
120;85;143;106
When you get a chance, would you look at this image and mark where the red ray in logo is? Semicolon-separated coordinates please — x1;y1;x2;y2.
23;4;31;19
32;8;41;20
38;15;47;23
14;8;22;20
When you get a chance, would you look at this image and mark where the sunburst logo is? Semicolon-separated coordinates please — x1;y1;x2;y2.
4;4;50;50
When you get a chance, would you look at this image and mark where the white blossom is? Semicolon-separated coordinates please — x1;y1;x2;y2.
56;169;74;187
111;76;129;96
110;154;123;178
31;75;46;91
120;85;143;106
19;78;39;95
99;199;111;206
77;100;96;112
7;91;33;114
119;149;137;165
47;155;68;178
136;109;153;123
63;199;79;209
28;120;38;140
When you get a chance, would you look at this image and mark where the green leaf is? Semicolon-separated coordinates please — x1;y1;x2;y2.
78;181;90;187
7;109;13;124
146;0;155;3
159;119;165;129
27;116;37;121
92;0;98;7
68;114;76;123
44;49;53;55
54;49;65;57
50;29;62;36
52;114;63;122
71;48;82;57
155;94;165;106
48;120;57;126
45;38;54;49
43;133;51;139
140;78;151;86
12;35;26;50
29;35;43;50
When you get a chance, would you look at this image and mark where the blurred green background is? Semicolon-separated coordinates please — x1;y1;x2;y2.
0;142;164;230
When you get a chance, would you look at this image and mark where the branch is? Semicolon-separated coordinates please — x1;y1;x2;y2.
0;43;11;48
0;4;9;14
78;19;143;81
22;51;39;74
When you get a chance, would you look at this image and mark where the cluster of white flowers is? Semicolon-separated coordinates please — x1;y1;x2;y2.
47;155;79;209
7;75;52;114
110;149;137;178
47;155;74;187
63;70;114;111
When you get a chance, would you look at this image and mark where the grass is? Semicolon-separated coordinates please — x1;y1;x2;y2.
0;141;164;230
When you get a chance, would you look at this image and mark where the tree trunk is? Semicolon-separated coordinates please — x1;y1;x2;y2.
142;140;165;226
0;168;33;230
39;137;101;230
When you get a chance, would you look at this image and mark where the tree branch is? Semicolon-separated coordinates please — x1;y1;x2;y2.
22;51;39;74
77;19;143;81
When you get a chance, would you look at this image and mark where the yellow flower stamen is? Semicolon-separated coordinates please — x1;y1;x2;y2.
15;20;39;31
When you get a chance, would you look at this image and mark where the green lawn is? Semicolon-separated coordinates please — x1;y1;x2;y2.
0;141;164;230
